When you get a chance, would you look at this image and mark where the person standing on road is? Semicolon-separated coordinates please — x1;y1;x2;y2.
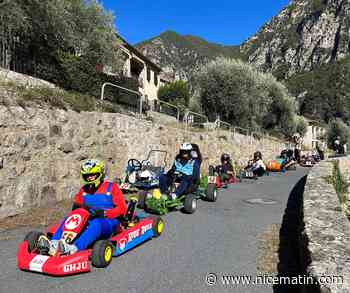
316;141;325;160
293;133;303;162
334;136;341;154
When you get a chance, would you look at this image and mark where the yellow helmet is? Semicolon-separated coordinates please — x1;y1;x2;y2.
80;159;105;188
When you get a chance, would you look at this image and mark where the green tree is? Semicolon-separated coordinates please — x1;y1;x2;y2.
157;80;190;107
326;119;350;150
194;57;297;136
0;0;123;97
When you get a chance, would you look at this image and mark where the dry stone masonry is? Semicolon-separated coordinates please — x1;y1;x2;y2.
301;158;350;293
0;105;284;219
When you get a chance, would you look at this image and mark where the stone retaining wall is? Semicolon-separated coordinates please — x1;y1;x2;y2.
301;158;350;292
0;68;55;89
0;105;285;219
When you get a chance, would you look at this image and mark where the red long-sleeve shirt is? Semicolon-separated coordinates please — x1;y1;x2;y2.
74;181;127;219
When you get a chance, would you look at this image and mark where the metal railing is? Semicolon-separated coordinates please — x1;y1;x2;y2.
154;100;181;121
183;110;209;129
98;83;287;148
215;119;232;131
100;82;143;116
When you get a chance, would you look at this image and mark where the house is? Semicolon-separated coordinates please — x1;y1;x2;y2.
114;34;170;101
303;119;326;149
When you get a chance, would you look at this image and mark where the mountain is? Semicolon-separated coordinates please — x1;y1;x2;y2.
136;30;243;81
241;0;350;79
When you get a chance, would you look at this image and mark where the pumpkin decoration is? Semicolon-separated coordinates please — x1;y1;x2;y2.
266;160;282;172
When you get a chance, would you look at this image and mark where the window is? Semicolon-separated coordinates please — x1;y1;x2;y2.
147;68;151;82
154;72;158;86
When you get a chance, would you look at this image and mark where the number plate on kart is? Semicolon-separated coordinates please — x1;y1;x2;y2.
120;183;130;189
208;176;217;184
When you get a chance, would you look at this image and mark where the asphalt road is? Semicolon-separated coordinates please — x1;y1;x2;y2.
0;168;309;293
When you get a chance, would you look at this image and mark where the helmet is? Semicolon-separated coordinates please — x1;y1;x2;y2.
221;153;230;163
180;143;193;151
81;159;105;188
254;151;262;160
179;143;193;160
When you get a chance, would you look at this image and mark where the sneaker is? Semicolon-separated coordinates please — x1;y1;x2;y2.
168;193;177;200
49;240;59;256
58;239;78;255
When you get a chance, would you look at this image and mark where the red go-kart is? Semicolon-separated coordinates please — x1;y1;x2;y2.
208;165;237;189
17;198;164;276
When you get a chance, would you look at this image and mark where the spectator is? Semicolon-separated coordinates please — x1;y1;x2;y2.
316;141;325;160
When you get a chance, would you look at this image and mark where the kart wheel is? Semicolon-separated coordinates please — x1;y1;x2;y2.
151;216;164;237
24;231;45;252
91;240;113;268
138;191;148;209
206;184;217;202
183;194;197;214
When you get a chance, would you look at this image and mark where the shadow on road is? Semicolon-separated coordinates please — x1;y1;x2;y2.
273;175;320;293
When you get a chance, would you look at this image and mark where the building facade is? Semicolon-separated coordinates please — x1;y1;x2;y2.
303;120;326;150
116;35;169;101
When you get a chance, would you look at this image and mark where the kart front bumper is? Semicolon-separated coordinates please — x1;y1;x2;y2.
17;242;91;276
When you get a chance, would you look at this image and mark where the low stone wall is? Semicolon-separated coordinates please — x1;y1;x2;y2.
0;105;285;219
301;158;350;292
0;68;55;89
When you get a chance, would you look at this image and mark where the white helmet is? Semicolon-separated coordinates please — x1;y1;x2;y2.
180;143;193;151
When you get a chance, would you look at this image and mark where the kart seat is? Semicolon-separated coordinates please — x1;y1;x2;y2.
142;165;163;175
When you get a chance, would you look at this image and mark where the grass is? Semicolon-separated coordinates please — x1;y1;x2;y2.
0;81;133;114
324;161;350;218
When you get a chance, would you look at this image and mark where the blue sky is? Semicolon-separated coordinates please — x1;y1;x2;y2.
102;0;290;45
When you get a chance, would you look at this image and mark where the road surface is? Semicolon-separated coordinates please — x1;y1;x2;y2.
0;168;309;293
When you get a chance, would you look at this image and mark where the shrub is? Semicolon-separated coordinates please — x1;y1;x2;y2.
326;119;350;150
157;80;190;107
194;57;297;136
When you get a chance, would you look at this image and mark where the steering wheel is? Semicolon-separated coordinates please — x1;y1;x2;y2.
128;159;142;171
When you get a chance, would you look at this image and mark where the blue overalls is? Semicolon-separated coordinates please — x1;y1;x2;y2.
52;182;120;251
160;159;198;196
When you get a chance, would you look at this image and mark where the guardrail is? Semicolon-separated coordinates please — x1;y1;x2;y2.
154;100;181;121
183;110;209;129
98;83;287;147
215;119;232;130
100;82;143;116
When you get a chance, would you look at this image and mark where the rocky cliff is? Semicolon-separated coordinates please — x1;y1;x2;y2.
240;0;350;77
138;1;350;80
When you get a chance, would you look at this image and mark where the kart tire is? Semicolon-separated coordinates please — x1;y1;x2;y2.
138;191;148;209
24;231;45;252
206;183;217;202
91;240;113;268
183;194;197;214
151;216;164;237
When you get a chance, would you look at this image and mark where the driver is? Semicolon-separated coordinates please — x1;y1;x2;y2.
246;151;266;177
216;153;235;182
38;159;127;255
159;143;200;200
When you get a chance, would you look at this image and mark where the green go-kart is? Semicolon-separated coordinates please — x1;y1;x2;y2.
137;174;218;215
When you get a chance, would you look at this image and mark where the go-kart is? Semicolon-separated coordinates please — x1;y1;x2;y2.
299;156;316;167
237;167;270;180
266;158;297;173
137;173;217;215
119;150;168;193
17;198;164;276
208;165;237;189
